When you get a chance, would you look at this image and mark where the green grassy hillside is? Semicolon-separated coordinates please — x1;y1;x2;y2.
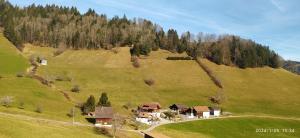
199;59;300;117
155;117;300;138
0;115;106;138
0;33;29;76
23;45;300;118
0;34;75;121
23;45;218;113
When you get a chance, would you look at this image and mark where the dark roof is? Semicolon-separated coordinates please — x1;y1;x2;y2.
170;104;188;110
95;106;113;118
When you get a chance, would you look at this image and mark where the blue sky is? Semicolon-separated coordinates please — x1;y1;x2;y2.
9;0;300;61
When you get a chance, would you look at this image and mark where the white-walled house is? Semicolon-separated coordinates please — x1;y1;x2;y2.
209;107;221;117
192;106;210;118
40;59;47;65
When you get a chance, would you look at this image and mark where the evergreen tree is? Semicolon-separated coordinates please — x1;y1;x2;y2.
83;95;95;114
98;92;111;107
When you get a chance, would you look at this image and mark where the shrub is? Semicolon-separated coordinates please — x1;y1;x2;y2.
144;79;155;86
67;108;75;117
123;102;133;110
131;57;140;68
163;111;175;120
111;48;120;54
94;127;112;137
0;96;14;107
16;72;24;77
18;101;25;109
53;49;65;56
71;85;80;93
35;106;43;113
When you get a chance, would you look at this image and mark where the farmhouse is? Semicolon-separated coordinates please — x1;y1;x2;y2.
94;106;113;127
169;103;188;114
136;112;152;125
209;107;221;117
138;102;161;113
136;102;161;125
187;106;210;118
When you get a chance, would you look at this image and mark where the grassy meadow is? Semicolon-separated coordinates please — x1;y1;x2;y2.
0;115;105;138
155;117;300;138
0;33;78;121
199;59;300;117
23;45;218;114
0;33;29;76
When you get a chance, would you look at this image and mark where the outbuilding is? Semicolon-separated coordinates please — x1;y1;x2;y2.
191;106;210;118
40;59;47;65
209;107;221;117
94;106;113;127
169;103;188;114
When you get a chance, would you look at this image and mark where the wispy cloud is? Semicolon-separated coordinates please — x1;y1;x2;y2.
270;0;285;12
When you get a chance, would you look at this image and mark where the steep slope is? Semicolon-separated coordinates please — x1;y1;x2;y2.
23;45;219;114
0;33;75;121
0;33;29;76
23;45;300;118
200;59;300;117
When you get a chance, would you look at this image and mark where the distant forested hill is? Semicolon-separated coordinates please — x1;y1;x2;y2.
0;0;281;68
283;60;300;75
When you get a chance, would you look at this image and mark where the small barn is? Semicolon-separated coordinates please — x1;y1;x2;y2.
169;103;188;114
189;106;210;118
94;106;113;127
209;107;221;117
39;59;47;65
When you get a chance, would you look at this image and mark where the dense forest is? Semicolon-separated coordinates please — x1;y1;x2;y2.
0;0;281;68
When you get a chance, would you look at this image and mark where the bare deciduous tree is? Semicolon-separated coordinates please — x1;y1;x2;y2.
0;96;14;107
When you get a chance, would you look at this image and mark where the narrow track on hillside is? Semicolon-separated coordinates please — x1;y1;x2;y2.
26;63;77;104
0;111;298;136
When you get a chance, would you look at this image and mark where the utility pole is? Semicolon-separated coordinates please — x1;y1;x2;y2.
72;107;75;125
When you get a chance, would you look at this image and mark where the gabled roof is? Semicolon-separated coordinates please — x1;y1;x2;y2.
95;106;113;118
193;106;210;112
139;102;161;110
170;103;188;109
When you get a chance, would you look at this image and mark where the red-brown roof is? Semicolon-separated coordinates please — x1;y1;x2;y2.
139;102;161;110
193;106;209;112
95;106;113;118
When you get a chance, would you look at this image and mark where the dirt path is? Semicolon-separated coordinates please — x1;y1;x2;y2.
0;111;143;135
25;64;76;103
1;111;299;136
0;111;92;127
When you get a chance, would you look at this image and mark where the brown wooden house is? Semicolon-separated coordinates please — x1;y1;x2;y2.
169;103;188;114
94;106;113;127
138;102;161;112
